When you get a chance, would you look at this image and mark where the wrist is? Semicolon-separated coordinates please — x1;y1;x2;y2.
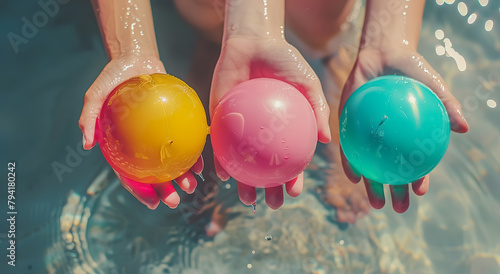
223;0;285;41
108;47;160;61
359;0;424;52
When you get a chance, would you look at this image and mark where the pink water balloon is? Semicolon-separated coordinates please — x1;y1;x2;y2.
210;78;318;188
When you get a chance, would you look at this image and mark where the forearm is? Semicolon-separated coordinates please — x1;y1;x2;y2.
92;0;159;59
360;0;425;51
223;0;285;41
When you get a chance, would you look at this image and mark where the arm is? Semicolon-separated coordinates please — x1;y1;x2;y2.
360;0;424;51
338;0;468;212
91;0;159;59
79;1;201;210
210;0;330;209
81;0;164;151
223;0;285;40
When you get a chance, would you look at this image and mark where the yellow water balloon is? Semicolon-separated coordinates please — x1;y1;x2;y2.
97;74;209;184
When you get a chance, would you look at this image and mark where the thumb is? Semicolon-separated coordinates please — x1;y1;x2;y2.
79;69;123;150
292;75;332;144
209;60;250;117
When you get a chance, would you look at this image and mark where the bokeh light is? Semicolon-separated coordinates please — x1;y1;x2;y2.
435;29;445;40
458;2;468;16
485;20;494;31
468;13;478;24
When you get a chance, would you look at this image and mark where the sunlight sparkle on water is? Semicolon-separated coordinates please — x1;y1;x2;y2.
468;13;477;24
442;38;467;71
487;99;497;108
435;29;445;40
485;20;494;31
436;45;446;56
478;0;488;7
458;2;468;16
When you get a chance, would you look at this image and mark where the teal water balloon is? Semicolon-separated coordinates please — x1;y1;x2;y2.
339;75;450;185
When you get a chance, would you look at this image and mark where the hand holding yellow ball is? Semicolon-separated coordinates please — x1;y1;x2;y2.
97;74;209;184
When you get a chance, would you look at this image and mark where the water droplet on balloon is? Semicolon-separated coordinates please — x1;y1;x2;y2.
233;131;236;135
281;138;286;143
284;146;288;150
260;125;264;129
284;155;289;160
352;153;359;160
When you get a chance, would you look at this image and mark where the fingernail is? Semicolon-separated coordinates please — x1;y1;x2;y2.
455;106;467;121
145;201;159;210
181;177;195;194
450;107;469;133
163;192;180;209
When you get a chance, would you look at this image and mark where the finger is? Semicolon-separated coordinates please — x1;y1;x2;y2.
79;61;166;150
191;156;204;175
390;184;410;213
79;83;109;150
363;178;385;209
237;181;257;206
412;174;430;196
284;49;331;143
174;172;198;194
398;55;469;133
152;182;180;209
116;172;160;210
295;75;332;143
214;157;231;181
285;173;303;197
265;185;284;210
340;147;361;183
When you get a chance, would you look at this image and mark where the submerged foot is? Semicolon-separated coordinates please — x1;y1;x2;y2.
205;204;228;237
323;161;370;223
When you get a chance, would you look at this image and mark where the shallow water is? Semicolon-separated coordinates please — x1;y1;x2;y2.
1;0;499;273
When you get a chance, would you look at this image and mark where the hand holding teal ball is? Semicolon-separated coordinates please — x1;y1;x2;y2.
339;76;450;186
338;46;469;213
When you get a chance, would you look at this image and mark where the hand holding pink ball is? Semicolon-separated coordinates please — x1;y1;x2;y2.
211;78;318;188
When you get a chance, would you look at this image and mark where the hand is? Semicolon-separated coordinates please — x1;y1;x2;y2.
210;36;331;209
339;48;469;213
79;55;203;209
